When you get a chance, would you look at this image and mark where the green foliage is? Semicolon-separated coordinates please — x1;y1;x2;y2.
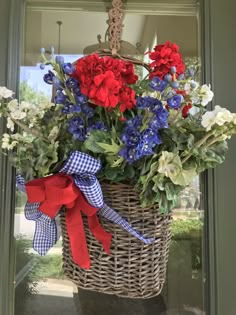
171;219;203;239
33;255;64;280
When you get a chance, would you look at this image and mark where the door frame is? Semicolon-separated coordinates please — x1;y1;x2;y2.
1;0;236;314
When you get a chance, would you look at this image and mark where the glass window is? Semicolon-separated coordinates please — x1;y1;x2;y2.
14;1;203;314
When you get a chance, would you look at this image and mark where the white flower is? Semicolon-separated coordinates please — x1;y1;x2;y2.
39;101;55;110
2;135;10;149
200;84;214;106
20;101;32;110
214;105;233;126
7;99;18;111
10;109;26;120
7;117;14;131
2;133;19;150
201;105;234;130
0;87;14;99
232;113;236;124
201;111;217;131
11;133;23;141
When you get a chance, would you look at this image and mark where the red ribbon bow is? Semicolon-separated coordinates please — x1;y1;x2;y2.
25;173;112;269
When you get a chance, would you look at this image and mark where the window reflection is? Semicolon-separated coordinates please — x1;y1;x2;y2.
15;3;203;315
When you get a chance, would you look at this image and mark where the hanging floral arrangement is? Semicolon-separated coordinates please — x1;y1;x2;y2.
0;39;236;297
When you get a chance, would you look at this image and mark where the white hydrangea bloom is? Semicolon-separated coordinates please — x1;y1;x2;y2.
7;117;14;131
200;84;214;106
0;87;14;99
11;133;23;141
10;109;27;120
7;99;18;111
1;133;10;149
20;101;32;110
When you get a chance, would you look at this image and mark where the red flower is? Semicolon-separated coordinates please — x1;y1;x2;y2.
72;54;138;111
182;103;192;118
119;86;136;112
89;71;122;108
175;89;187;97
148;41;185;79
119;116;127;122
121;63;139;84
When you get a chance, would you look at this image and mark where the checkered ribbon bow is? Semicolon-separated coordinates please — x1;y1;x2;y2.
16;151;154;268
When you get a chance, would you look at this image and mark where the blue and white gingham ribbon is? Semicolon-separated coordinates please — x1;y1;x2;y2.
16;151;154;256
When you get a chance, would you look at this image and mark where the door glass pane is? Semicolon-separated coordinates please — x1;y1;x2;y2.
15;1;204;314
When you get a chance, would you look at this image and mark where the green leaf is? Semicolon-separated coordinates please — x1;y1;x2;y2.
170;168;197;186
152;174;165;192
96;139;121;154
84;130;111;154
106;155;124;167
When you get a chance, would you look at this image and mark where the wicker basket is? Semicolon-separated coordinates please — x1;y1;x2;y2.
60;181;172;299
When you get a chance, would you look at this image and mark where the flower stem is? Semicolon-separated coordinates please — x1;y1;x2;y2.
182;131;214;164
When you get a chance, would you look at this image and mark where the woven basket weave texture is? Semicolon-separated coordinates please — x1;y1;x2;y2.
60;181;172;299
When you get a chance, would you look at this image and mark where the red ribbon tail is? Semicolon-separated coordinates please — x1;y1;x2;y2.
65;205;91;269
88;215;112;255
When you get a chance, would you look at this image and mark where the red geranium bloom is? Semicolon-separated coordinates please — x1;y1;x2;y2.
89;71;122;108
120;63;139;85
148;41;185;79
119;86;136;112
72;54;137;111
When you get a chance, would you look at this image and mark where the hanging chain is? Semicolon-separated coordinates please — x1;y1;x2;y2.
108;0;125;55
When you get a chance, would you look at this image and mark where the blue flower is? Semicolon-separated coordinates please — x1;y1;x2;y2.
141;128;162;145
136;96;150;110
62;63;75;75
164;74;172;82
149;107;169;129
53;77;64;89
75;94;87;105
119;146;137;163
136;96;163;113
167;94;183;109
125;116;142;129
121;130;140;146
170;81;180;89
54;90;68;105
66;77;78;89
178;73;185;80
43;70;55;84
55;56;64;65
61;102;81;114
186;67;195;77
149;77;167;92
81;103;94;118
87;122;108;134
68;117;85;141
149;99;163;114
